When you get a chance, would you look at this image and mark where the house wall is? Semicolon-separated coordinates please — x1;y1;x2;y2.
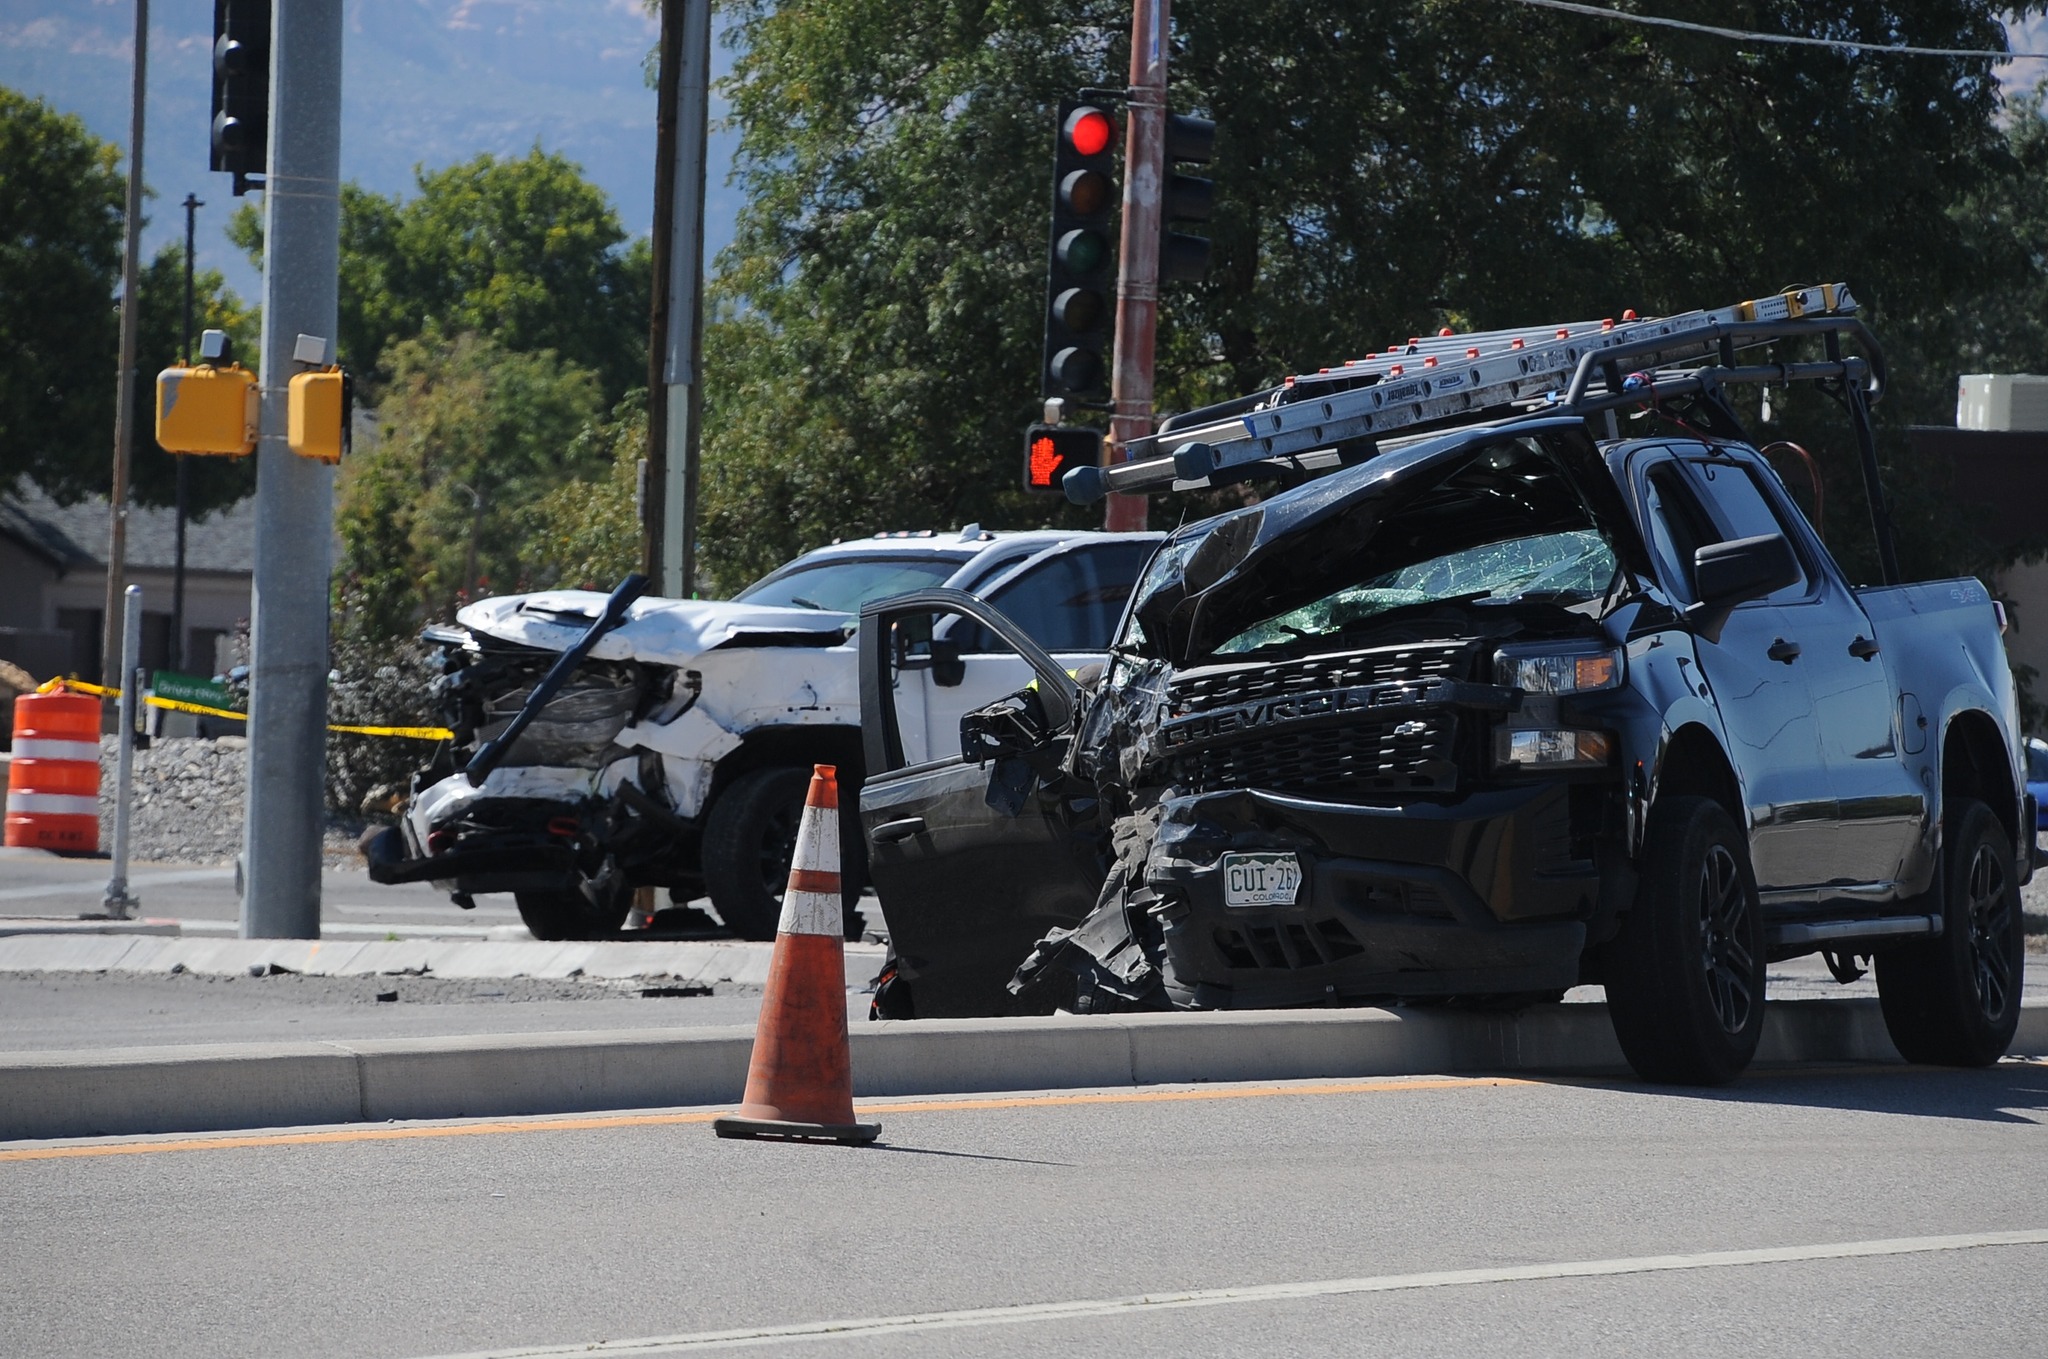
43;567;250;679
0;537;59;629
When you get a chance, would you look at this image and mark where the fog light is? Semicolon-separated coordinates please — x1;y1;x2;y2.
1496;728;1614;768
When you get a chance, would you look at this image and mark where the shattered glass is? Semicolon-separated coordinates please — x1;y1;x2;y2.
1214;529;1618;657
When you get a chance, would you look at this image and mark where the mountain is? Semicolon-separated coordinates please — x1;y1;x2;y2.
0;0;740;304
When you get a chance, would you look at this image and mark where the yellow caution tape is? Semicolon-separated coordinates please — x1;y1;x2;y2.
32;678;451;740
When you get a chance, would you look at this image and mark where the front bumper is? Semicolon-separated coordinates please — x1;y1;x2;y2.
363;824;580;895
1147;781;1607;1007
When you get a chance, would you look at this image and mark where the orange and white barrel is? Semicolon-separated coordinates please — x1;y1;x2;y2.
4;691;102;852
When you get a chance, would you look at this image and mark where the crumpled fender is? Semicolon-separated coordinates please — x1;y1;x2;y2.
1009;802;1173;1012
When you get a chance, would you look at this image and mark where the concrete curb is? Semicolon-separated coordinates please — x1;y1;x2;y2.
0;934;885;989
5;998;2045;1143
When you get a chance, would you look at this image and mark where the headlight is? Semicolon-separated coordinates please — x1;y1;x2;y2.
1495;644;1623;695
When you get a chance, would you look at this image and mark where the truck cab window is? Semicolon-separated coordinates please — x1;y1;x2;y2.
954;544;1155;654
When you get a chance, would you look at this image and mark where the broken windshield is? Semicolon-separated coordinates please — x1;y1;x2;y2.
1213;529;1617;657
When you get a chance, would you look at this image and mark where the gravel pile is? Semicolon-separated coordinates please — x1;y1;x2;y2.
85;735;373;865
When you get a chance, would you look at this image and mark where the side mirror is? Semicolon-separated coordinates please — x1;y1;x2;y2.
890;613;933;668
1687;533;1799;643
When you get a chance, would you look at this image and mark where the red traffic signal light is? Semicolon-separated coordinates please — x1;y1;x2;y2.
1043;99;1120;401
1023;424;1103;494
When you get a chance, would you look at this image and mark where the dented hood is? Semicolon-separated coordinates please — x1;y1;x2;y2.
1132;417;1643;662
456;590;850;666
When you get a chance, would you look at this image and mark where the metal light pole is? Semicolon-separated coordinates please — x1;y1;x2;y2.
103;585;143;920
241;0;342;939
101;0;150;692
645;0;712;599
1105;0;1168;533
174;192;203;674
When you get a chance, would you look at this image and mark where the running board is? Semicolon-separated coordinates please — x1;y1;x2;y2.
1766;915;1942;951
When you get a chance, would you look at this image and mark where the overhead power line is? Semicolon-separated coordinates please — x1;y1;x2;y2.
1502;0;2048;60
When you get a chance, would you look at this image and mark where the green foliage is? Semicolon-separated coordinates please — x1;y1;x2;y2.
0;87;122;501
700;1;2037;592
334;330;604;642
0;87;257;511
519;392;647;592
231;149;651;403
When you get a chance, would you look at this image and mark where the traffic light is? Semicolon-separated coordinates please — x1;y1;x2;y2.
210;0;270;195
1160;112;1215;283
1023;424;1102;495
1042;100;1120;400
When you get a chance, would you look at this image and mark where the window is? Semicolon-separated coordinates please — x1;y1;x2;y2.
1641;466;1716;602
734;555;963;613
1688;461;1810;602
959;543;1155;654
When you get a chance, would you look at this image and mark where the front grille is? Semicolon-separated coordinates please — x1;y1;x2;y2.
1174;714;1458;796
1169;640;1469;715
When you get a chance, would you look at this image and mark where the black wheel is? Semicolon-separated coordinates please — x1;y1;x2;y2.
1876;799;2023;1066
701;766;869;942
702;767;809;940
1605;796;1765;1085
514;890;631;942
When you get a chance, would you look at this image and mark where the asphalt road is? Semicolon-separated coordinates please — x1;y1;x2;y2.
5;1065;2047;1357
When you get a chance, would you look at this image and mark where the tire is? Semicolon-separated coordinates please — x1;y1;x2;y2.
1876;799;2023;1066
701;765;869;942
1605;796;1766;1085
514;890;631;942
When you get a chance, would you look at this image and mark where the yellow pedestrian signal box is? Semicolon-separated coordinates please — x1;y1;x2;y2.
156;364;258;455
287;367;351;463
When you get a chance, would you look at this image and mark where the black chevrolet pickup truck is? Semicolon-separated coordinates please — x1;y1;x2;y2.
854;291;2034;1084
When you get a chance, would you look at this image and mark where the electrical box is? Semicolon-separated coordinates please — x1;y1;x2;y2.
155;364;258;455
1957;374;2048;432
287;368;350;463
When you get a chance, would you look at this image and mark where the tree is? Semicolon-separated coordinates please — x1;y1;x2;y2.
1;87;259;513
334;329;604;642
0;87;122;502
700;1;2039;590
519;391;646;594
231;150;651;403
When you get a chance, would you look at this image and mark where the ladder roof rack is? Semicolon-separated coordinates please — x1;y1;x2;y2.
1064;283;1883;504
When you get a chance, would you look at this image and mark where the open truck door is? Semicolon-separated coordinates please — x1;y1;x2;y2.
857;588;1108;1017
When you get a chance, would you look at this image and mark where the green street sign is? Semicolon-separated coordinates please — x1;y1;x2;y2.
151;670;233;710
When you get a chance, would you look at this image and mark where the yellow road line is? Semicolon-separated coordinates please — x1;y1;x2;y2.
0;1076;1529;1164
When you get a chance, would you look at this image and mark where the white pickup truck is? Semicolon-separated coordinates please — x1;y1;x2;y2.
363;527;1160;940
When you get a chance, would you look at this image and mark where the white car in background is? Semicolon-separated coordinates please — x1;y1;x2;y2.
364;526;1161;941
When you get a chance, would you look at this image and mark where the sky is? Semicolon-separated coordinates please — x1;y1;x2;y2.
0;0;742;303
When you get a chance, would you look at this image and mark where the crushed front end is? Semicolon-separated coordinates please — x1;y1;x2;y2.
1023;422;1657;1011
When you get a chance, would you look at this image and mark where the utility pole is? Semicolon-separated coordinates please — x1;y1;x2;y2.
101;0;150;693
664;0;712;599
241;0;342;939
1105;0;1167;534
174;192;203;674
642;0;679;587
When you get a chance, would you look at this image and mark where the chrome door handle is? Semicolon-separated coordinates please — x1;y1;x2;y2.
1848;635;1880;660
871;817;927;844
1767;638;1802;664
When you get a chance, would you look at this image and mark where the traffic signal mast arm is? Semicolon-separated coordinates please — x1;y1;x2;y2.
1066;283;1876;500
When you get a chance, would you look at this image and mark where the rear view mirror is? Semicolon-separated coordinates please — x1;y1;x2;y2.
1687;533;1799;643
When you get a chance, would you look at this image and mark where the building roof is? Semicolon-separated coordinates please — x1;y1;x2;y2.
0;485;257;575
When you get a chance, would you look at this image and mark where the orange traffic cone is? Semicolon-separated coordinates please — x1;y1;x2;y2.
713;765;879;1144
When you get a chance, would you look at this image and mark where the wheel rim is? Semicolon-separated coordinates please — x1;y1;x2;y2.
1964;840;2013;1023
759;801;800;899
1697;843;1755;1035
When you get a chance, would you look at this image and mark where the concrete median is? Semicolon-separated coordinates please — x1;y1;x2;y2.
5;998;2046;1143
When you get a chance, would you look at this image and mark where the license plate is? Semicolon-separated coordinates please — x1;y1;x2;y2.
1222;851;1302;908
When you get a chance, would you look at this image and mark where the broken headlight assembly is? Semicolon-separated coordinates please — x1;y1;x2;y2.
1493;642;1622;769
